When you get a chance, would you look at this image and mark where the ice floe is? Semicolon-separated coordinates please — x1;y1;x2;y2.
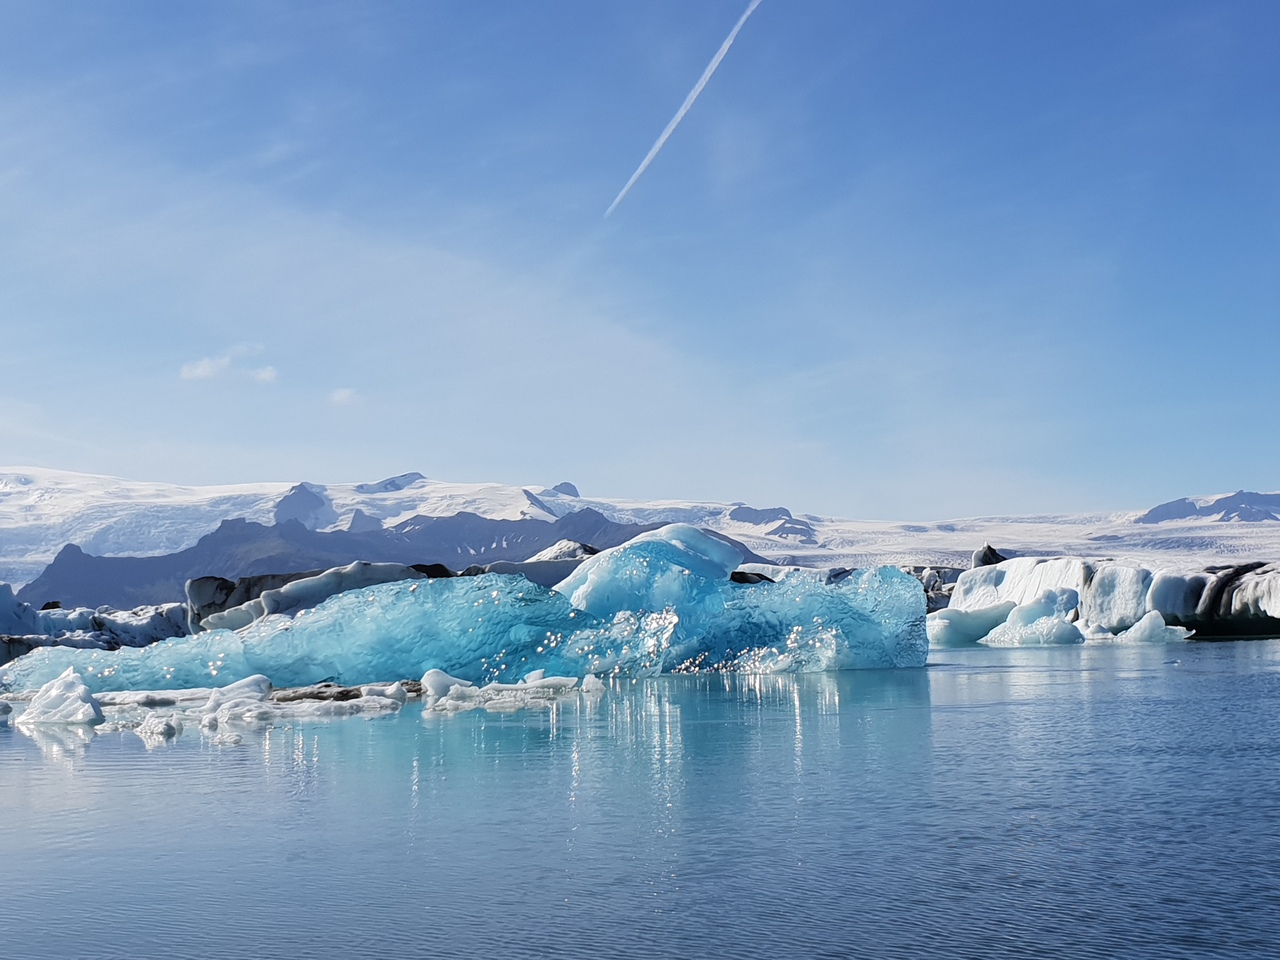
944;556;1280;641
15;667;105;726
1;525;928;694
978;589;1085;647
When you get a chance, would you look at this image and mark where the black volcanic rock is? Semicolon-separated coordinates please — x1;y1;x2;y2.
971;543;1008;569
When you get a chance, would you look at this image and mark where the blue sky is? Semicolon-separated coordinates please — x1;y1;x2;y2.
0;0;1276;518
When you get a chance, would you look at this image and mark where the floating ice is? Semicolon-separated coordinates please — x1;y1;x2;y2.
199;561;434;632
1;525;927;693
16;667;105;725
1101;611;1194;644
927;601;1016;647
423;673;583;714
0;583;188;650
553;523;743;618
948;556;1280;635
979;589;1084;647
135;713;184;745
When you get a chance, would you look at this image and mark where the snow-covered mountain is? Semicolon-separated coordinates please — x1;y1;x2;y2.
2;466;1278;589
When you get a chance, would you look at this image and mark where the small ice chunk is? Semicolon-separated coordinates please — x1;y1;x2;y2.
290;696;404;719
202;675;272;713
202;699;278;729
523;669;546;683
421;668;472;700
17;667;105;726
359;681;408;703
580;674;606;696
136;713;184;744
424;674;582;714
1110;610;1194;643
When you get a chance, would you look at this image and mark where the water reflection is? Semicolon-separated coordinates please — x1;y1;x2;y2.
14;720;97;764
5;645;1280;959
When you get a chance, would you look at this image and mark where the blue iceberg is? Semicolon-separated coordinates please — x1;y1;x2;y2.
1;525;927;693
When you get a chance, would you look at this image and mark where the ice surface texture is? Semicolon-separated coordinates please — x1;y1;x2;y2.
979;589;1084;647
951;557;1280;627
1;525;927;692
0;584;187;649
15;667;104;725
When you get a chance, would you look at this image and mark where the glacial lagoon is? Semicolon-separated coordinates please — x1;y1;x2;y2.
5;641;1280;959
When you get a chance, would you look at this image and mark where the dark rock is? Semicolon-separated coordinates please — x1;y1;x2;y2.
409;563;454;578
346;508;384;533
186;569;325;632
273;483;338;529
971;544;1008;568
730;570;775;584
271;682;363;703
39;600;61;610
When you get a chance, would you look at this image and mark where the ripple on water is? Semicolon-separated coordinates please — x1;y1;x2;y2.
3;641;1280;959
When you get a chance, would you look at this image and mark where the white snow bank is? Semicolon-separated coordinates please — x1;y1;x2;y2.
16;667;105;725
524;540;597;562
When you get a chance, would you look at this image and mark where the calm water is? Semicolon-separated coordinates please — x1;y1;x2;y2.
4;642;1280;959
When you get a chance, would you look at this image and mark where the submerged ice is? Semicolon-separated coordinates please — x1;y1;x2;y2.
1;525;928;693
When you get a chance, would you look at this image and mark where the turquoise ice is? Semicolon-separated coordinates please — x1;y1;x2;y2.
1;525;927;692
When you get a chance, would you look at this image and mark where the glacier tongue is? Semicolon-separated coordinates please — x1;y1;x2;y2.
0;525;927;693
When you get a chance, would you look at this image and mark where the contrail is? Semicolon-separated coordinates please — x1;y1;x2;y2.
605;0;763;218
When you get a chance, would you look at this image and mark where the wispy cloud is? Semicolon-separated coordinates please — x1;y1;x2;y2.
179;355;233;380
178;346;276;383
329;387;357;406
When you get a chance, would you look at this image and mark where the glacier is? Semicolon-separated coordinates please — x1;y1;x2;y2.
0;525;927;693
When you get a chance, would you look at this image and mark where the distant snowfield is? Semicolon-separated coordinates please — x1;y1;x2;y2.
1;466;1278;588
